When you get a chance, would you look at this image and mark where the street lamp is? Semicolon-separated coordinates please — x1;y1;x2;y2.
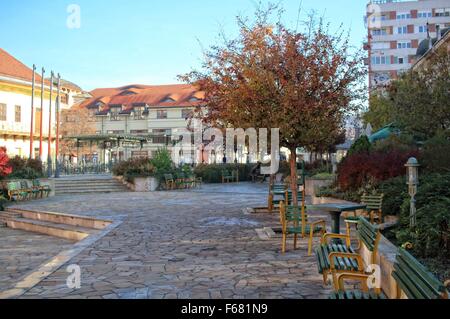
405;157;420;228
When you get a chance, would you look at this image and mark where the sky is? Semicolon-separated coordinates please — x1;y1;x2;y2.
0;0;368;92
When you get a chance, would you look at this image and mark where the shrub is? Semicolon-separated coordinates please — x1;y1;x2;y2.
150;148;174;178
372;134;416;153
112;158;156;182
337;149;419;191
6;156;43;179
0;147;12;179
347;135;371;156
377;176;408;216
396;173;450;263
420;133;450;173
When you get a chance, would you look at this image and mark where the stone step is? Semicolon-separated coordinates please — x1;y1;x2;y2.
5;208;111;230
55;189;127;195
6;217;99;241
55;185;127;191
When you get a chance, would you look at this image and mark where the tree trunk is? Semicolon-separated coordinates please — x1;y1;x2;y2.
290;146;298;206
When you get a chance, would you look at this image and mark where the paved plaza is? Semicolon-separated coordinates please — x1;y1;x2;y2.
1;183;334;299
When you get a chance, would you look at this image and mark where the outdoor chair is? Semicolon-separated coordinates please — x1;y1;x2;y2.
279;201;326;255
7;181;28;201
268;183;287;212
24;180;40;199
163;174;175;190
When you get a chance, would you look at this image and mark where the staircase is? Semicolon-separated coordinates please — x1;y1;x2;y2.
0;207;111;241
54;175;129;195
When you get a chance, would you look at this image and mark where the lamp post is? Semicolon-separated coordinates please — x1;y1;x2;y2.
405;157;420;228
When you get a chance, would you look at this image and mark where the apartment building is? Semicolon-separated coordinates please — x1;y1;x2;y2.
0;48;86;159
365;0;450;89
78;84;205;163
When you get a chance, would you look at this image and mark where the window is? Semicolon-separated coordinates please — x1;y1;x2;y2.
393;56;406;64
396;13;411;20
371;56;390;65
372;28;388;36
418;25;428;33
60;94;68;104
397;41;411;49
397;26;408;34
372;42;390;50
106;130;125;134
110;107;121;121
181;109;192;119
14;105;21;122
418;11;432;18
130;129;149;135
435;8;450;17
152;129;171;144
157;110;167;119
133;106;146;120
0;103;7;121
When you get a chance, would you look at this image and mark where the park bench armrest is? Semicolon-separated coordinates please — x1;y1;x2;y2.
321;233;350;246
336;273;371;292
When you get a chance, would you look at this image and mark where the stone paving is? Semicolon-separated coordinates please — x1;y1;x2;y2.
0;227;74;292
5;182;335;299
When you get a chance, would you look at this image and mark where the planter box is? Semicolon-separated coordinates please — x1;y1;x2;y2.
127;176;159;192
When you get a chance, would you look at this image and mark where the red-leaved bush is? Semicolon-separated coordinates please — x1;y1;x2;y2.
337;149;420;191
0;147;12;178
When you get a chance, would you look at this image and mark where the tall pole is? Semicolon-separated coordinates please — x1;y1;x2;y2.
55;74;61;178
47;72;54;177
39;67;45;160
29;64;36;159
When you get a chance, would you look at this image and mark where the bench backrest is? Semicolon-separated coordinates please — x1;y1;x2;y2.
361;194;383;211
285;190;304;206
357;217;381;263
20;180;30;189
279;202;309;234
7;182;18;191
164;174;174;181
392;248;448;299
271;183;286;193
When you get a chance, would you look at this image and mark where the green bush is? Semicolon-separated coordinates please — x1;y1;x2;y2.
396;173;450;262
378;176;408;216
420;132;450;173
347;135;371;156
150;148;174;178
112;158;156;182
7;156;44;179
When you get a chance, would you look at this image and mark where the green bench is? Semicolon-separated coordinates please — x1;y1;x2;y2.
329;248;449;299
6;181;29;201
315;217;381;289
163;174;175;190
221;169;238;183
32;179;51;198
346;193;384;225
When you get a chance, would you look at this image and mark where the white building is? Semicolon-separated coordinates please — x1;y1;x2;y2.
0;48;86;160
365;0;450;89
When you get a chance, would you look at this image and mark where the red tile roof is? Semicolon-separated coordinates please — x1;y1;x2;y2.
80;84;205;111
0;48;45;84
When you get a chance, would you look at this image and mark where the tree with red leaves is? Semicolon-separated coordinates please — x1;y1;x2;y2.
181;5;366;204
0;147;12;178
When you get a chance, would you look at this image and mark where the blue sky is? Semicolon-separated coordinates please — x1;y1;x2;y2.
0;0;368;91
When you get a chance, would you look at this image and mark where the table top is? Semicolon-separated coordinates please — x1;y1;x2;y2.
308;203;367;212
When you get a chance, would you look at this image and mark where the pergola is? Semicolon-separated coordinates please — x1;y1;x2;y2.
63;134;157;166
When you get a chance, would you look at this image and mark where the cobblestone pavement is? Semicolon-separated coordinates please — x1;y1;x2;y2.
0;227;74;292
8;183;334;299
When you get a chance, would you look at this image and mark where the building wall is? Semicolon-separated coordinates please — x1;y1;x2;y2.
0;79;77;160
366;0;450;88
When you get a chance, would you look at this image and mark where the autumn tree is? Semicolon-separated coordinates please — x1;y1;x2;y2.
0;147;12;178
181;5;366;204
60;106;97;159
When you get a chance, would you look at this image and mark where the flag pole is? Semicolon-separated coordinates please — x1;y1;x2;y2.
29;64;36;159
39;67;45;160
55;74;61;178
47;72;54;177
